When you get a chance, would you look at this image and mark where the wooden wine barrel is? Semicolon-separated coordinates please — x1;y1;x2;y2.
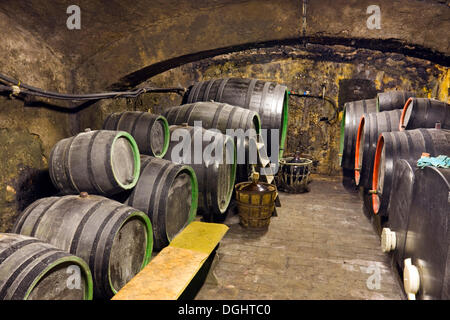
399;98;450;131
371;128;450;217
381;159;418;271
49;130;140;196
125;155;198;250
163;101;261;134
0;233;93;300
361;188;385;232
12;194;152;299
377;91;415;111
163;101;260;182
103;111;170;158
182;78;289;158
355;109;402;188
403;166;450;299
339;99;378;190
164;125;236;221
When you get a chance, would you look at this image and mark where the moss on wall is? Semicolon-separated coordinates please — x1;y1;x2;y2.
0;128;48;232
0;101;68;232
0;11;70;232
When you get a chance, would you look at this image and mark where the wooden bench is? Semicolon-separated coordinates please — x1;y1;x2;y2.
112;221;229;300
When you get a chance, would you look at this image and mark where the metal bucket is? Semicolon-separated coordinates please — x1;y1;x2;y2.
277;157;312;193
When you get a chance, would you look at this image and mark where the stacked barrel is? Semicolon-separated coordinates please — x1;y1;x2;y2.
164;78;289;222
340;91;450;299
0;233;93;300
1;77;288;300
102;114;199;250
0;112;195;299
182;78;289;159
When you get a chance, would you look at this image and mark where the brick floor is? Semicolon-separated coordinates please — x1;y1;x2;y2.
195;175;403;300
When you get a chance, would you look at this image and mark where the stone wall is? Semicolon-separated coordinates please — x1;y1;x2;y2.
78;44;449;175
1;1;449;92
0;1;449;231
0;11;71;232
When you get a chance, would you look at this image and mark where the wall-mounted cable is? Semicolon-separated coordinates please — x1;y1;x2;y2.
288;89;338;124
0;72;186;110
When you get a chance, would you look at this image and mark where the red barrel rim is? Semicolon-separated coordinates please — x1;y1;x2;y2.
399;97;413;131
371;134;384;214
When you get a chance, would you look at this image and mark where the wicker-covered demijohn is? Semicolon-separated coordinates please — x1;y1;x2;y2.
235;172;277;228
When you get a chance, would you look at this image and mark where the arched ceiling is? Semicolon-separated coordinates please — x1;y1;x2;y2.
0;0;449;91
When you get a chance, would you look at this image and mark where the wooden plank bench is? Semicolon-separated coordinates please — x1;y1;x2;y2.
112;221;229;300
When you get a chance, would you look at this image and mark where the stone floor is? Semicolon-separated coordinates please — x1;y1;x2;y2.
195;175;403;300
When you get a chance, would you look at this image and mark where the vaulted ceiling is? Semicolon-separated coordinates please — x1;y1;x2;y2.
1;0;449;91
